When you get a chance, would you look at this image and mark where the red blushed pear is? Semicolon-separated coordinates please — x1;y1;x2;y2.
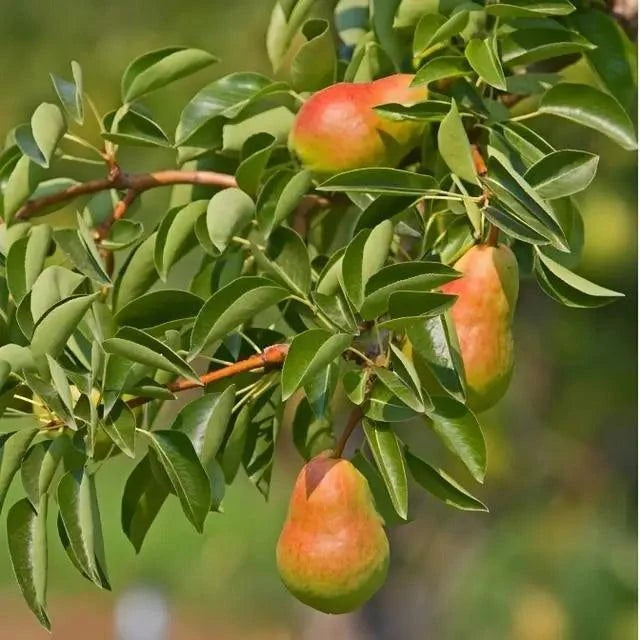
441;243;519;413
276;452;389;614
289;74;428;174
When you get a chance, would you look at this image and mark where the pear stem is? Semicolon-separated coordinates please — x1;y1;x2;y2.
334;408;364;458
487;224;500;247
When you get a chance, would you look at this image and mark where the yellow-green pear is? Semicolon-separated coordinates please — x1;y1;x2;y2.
276;452;389;614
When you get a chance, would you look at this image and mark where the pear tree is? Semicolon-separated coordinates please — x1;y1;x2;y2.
0;0;636;626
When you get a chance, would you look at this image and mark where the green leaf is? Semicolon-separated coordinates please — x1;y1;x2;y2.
372;0;403;67
341;221;393;310
7;497;50;629
353;195;415;234
270;169;313;232
236;133;277;196
175;72;285;146
292;397;335;460
46;355;75;417
413;56;471;86
121;456;169;553
427;396;486;483
6;225;52;304
30;292;100;356
374;367;424;413
465;38;506;90
101;400;136;458
101;219;144;251
291;19;337;92
267;0;317;71
360;261;460;321
438;100;477;184
483;203;549;245
538;83;637;151
570;10;637;115
352;450;406;526
50;60;84;124
407;313;466;402
500;29;594;66
304;361;338;421
206;188;255;253
281;329;352;400
1;429;38;514
115;289;203;331
534;250;624;308
375;100;460;122
154;201;207;280
28;178;81;218
363;419;408;519
485;0;575;18
378;291;457;330
524;150;598;200
103;326;200;383
2;156;45;224
171;386;236;464
16;103;66;168
190;276;289;356
140;429;211;532
343;367;370;406
21;437;68;507
121;46;218;102
483;148;568;250
102;106;170;148
318;168;438;195
220;404;251;484
30;266;85;323
114;233;158;309
57;470;110;589
53;228;110;285
405;450;487;511
413;10;470;57
252;226;311;297
364;381;420;422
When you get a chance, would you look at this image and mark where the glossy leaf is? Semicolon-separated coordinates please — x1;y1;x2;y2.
236;133;276;196
281;329;352;400
291;19;336;92
465;38;506;90
252;226;311;297
486;0;575;18
525;150;599;200
7;224;52;304
207;187;255;253
378;291;457;330
364;381;420;423
101;400;136;458
363;419;408;519
114;289;203;331
0;430;38;514
50;60;84;124
500;28;594;66
101;219;144;251
190;276;289;355
2;156;45;223
29;292;98;356
374;367;424;413
16;103;66;168
405;450;487;511
438;100;477;184
122;46;218;102
21;438;69;507
539;83;637;151
318;168;439;195
292;397;335;460
114;233;158;309
57;470;110;589
103;326;200;382
413;56;471;86
413;11;470;57
343;367;370;406
427;396;486;483
140;429;211;532
7;497;50;629
53;228;110;285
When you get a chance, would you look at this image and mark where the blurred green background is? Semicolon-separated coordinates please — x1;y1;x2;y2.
0;2;636;638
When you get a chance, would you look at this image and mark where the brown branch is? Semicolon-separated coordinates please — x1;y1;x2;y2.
44;343;290;427
334;407;363;458
15;169;238;221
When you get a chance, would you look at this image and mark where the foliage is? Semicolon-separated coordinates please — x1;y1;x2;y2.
0;0;635;627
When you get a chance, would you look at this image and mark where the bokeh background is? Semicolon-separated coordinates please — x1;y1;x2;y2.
0;2;636;638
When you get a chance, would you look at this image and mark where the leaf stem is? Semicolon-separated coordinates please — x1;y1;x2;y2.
510;111;540;122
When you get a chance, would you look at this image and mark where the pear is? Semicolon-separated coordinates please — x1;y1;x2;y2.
289;74;427;174
276;452;389;613
441;243;519;412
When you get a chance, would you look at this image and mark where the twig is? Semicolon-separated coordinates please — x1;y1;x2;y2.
42;343;290;427
334;407;363;458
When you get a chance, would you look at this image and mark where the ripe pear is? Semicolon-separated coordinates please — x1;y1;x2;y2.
441;243;519;412
276;452;389;614
289;74;427;174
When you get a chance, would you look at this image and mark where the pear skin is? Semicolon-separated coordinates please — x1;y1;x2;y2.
289;74;427;174
276;452;389;613
441;243;519;412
